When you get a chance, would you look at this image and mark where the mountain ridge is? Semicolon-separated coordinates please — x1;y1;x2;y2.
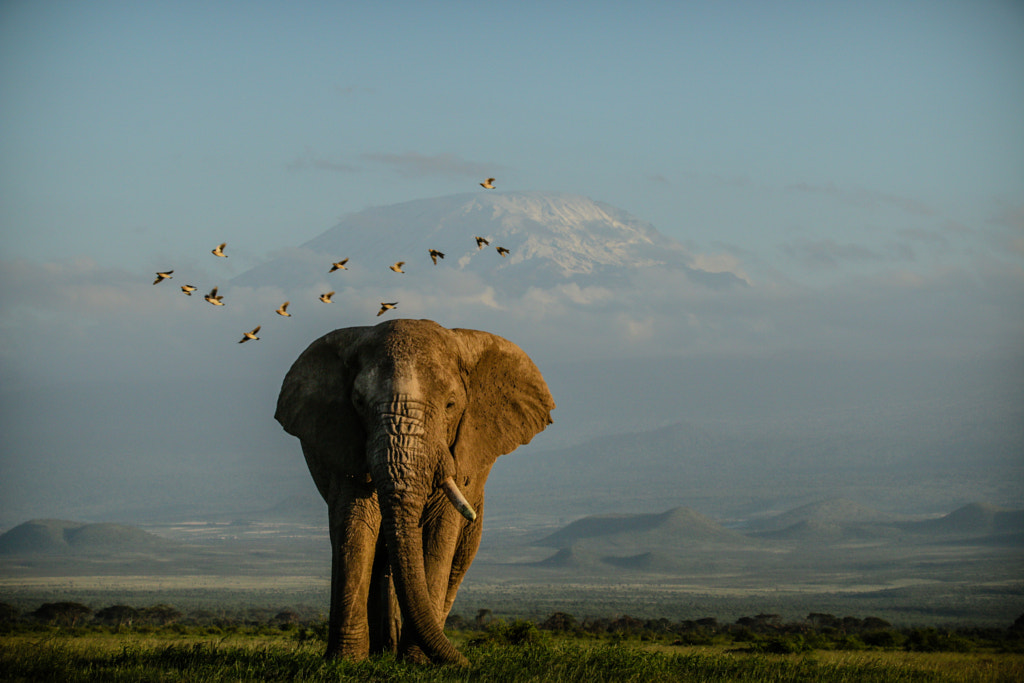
232;191;747;294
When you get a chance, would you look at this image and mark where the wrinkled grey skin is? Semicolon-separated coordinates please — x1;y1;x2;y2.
275;319;554;665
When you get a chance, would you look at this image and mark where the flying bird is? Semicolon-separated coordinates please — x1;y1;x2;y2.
329;258;349;272
238;325;261;344
377;302;398;317
428;249;445;265
275;301;291;317
180;284;197;296
153;270;173;284
319;291;335;303
211;242;228;258
496;246;510;257
474;236;489;249
389;261;405;274
480;178;495;189
204;287;225;305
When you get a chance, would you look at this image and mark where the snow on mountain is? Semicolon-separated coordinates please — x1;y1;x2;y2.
234;191;746;293
223;191;750;361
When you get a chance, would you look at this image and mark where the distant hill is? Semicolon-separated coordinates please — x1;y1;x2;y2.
745;500;1024;544
538;506;752;550
0;519;179;555
902;503;1024;538
745;498;900;533
534;544;599;569
600;551;689;573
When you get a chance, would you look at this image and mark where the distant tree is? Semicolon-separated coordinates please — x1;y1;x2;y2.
609;614;644;634
695;617;719;630
95;605;139;628
807;612;840;629
445;613;468;631
582;617;610;634
645;617;672;633
475;609;493;629
540;612;577;632
842;616;864;632
142;604;181;625
1011;614;1024;633
861;616;892;631
0;602;20;623
31;602;92;626
273;609;300;625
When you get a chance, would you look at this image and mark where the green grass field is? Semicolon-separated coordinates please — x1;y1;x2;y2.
2;622;1023;683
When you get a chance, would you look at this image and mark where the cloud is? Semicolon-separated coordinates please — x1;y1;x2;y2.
785;182;935;216
359;151;496;179
984;203;1024;258
779;239;885;269
286;148;358;173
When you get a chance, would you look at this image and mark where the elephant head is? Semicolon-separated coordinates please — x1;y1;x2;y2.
275;319;554;664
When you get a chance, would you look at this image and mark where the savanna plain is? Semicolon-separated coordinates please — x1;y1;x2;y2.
2;502;1023;682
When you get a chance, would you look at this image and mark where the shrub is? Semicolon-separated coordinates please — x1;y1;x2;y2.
904;628;975;653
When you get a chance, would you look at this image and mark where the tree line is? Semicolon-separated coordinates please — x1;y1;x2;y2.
4;600;1023;653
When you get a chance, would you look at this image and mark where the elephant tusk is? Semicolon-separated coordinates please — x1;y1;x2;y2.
441;476;477;522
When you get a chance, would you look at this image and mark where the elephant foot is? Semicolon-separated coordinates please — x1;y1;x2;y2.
400;643;468;667
399;644;431;665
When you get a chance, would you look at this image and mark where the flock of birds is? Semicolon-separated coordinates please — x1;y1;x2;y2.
152;179;510;344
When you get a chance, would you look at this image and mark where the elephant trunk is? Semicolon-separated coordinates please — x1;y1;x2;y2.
379;492;467;666
369;404;468;666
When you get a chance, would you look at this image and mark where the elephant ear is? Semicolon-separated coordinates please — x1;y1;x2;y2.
275;326;370;479
451;328;555;469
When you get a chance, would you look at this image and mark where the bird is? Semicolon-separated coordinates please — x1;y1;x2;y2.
329;258;349;272
480;178;495;189
180;284;197;296
212;242;228;258
238;325;261;344
319;291;335;303
428;249;445;265
153;270;173;284
475;236;489;249
377;302;397;316
275;301;291;317
204;287;225;305
496;246;510;257
389;261;405;274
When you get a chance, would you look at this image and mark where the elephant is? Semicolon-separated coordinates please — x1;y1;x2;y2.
275;319;554;665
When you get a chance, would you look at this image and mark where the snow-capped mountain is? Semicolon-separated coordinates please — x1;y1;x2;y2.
233;191;745;294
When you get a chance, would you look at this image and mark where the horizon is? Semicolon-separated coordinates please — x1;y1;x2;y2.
0;4;1021;628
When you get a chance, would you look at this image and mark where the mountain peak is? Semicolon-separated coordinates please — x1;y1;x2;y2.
234;191;744;293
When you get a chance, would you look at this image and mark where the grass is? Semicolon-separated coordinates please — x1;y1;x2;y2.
2;628;1023;682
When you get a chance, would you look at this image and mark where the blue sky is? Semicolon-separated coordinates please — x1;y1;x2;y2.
0;1;1023;524
2;1;1021;274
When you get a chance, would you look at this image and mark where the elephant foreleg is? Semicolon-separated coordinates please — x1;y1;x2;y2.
444;500;484;617
325;477;381;661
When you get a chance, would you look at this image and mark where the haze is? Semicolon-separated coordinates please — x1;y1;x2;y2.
1;2;1022;532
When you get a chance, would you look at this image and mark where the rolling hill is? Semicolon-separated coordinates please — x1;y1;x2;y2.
538;506;751;549
0;519;180;556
